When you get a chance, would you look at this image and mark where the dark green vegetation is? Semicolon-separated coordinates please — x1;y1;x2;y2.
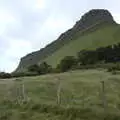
15;9;120;73
1;70;120;119
0;72;11;79
28;62;52;74
78;43;120;65
56;56;77;72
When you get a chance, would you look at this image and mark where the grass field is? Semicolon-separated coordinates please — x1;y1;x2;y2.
1;69;120;119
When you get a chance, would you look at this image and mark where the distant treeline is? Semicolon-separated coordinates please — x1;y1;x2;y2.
1;43;120;78
78;43;120;65
0;72;12;79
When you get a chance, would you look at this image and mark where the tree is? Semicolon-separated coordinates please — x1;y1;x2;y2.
77;43;120;66
0;72;12;79
39;62;52;74
78;50;98;65
28;64;40;73
28;62;52;75
57;56;77;72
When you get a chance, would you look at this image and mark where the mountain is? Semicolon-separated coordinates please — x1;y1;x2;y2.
15;9;120;72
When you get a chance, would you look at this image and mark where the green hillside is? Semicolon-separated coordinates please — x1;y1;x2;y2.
15;9;120;72
44;24;120;67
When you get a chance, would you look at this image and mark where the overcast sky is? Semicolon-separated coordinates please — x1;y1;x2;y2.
0;0;120;72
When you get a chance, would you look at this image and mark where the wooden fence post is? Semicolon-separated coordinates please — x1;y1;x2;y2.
22;82;25;101
56;77;61;105
100;81;107;110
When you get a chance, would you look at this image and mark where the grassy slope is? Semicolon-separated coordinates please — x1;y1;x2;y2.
43;24;120;67
1;69;120;119
17;69;120;107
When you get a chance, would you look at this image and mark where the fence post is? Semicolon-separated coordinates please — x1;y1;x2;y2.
22;82;25;101
100;81;107;110
56;77;61;105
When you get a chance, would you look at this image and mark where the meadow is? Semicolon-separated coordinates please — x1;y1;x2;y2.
0;69;120;119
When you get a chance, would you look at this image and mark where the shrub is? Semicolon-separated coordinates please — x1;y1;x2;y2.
28;62;52;75
11;72;38;78
107;63;120;73
38;62;52;74
57;56;77;72
0;72;12;79
28;64;40;73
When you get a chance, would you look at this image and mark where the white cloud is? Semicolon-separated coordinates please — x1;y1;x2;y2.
113;14;120;24
0;57;18;73
0;38;33;72
5;38;33;58
0;9;16;35
34;0;46;9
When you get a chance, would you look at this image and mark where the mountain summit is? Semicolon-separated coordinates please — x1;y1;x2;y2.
73;9;114;30
15;9;118;72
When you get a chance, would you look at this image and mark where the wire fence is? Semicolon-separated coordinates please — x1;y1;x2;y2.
0;77;119;111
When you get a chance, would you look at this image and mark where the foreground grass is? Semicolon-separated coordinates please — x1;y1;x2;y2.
1;100;120;120
1;69;120;119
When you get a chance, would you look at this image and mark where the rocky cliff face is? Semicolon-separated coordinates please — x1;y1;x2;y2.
73;9;114;31
58;9;114;41
15;9;116;72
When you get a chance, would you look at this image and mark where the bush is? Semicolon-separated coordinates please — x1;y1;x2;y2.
28;64;40;73
38;62;52;74
107;63;120;73
28;62;52;75
57;56;77;72
0;72;12;79
12;62;52;78
11;72;38;78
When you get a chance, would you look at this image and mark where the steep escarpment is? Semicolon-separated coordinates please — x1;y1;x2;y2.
73;9;114;30
15;9;117;72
